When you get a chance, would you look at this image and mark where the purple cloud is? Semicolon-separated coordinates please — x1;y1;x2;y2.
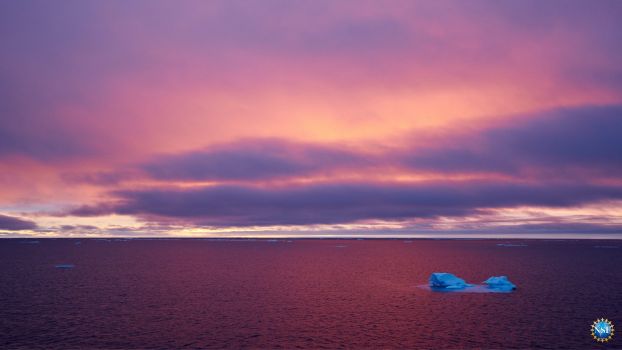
70;181;622;227
141;139;370;181
401;105;622;176
0;214;37;231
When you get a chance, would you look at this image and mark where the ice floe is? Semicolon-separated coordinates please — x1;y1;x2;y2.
55;264;75;269
496;243;527;247
20;240;40;244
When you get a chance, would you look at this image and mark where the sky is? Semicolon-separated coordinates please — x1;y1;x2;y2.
1;0;622;238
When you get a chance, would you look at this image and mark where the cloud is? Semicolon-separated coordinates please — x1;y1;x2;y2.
0;214;37;231
60;170;137;185
490;222;622;234
108;104;622;184
402;105;622;177
69;181;622;227
1;0;621;167
141;139;370;181
57;103;622;233
0;78;117;162
3;1;622;236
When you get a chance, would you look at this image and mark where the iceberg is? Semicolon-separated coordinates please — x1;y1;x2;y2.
424;273;517;293
55;264;75;269
483;276;516;291
429;273;472;289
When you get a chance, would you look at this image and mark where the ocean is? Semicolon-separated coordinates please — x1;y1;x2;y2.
1;238;620;349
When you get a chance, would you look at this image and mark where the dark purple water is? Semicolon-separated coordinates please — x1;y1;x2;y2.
1;239;621;349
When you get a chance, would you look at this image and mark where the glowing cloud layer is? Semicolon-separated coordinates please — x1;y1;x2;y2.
1;0;622;237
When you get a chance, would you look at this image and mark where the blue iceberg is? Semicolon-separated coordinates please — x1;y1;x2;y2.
425;273;517;293
483;276;516;291
429;273;472;289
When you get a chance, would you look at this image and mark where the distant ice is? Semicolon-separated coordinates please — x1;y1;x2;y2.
496;243;527;247
335;245;347;248
55;264;75;269
20;240;40;244
593;245;619;249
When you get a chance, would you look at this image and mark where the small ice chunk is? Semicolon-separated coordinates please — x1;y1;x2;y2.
483;276;516;290
55;264;75;269
496;243;527;247
429;273;471;289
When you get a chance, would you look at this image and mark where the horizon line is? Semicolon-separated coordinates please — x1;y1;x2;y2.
3;233;622;240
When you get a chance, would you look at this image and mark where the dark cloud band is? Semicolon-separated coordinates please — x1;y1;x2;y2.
70;181;622;227
0;214;37;231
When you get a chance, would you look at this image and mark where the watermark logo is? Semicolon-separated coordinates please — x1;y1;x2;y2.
591;318;614;343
